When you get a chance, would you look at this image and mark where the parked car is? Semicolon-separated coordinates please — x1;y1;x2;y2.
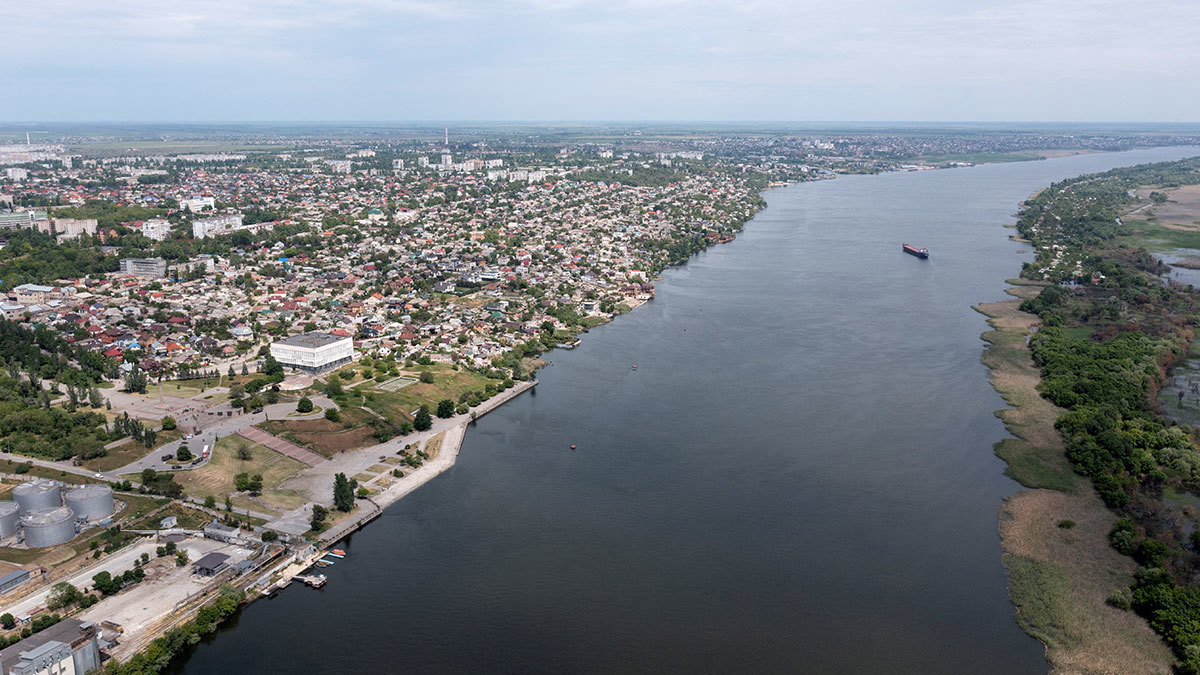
252;407;264;414
161;454;173;461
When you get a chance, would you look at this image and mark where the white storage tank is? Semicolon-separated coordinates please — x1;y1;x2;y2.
65;484;115;522
12;480;62;515
0;501;18;538
21;507;76;548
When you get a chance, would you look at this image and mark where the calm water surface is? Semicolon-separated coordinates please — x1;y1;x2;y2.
177;147;1199;674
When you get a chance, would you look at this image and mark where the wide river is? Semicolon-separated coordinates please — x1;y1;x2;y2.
177;147;1199;674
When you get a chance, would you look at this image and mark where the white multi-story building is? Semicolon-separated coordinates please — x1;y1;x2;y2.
270;333;354;373
52;218;97;240
392;159;405;170
192;213;244;239
4;168;28;181
327;160;351;174
178;196;216;212
141;218;170;241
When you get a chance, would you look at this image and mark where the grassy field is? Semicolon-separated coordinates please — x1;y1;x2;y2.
1000;491;1175;672
82;429;182;472
167;435;305;501
1118;220;1200;252
115;493;171;524
0;460;93;485
261;407;378;456
362;365;494;419
129;502;210;530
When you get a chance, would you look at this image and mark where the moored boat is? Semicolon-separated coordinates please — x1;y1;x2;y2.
902;243;929;258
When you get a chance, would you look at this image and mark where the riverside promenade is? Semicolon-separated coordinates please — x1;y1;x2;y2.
264;380;538;539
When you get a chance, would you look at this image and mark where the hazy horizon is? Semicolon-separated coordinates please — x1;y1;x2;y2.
4;0;1199;123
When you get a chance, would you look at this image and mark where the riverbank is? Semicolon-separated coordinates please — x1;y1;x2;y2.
979;288;1175;670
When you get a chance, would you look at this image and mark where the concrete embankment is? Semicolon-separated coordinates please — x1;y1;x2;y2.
316;379;537;543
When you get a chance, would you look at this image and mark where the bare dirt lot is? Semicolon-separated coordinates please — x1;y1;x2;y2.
1136;185;1200;230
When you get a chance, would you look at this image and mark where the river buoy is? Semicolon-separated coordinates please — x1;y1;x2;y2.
632;364;637;370
570;445;576;450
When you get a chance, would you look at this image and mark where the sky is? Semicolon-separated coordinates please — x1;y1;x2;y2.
2;0;1199;122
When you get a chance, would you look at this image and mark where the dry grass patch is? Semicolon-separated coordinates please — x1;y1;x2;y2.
1136;185;1200;230
978;298;1080;491
256;489;309;512
82;429;182;472
425;432;445;460
367;464;390;474
171;435;305;500
1001;490;1174;673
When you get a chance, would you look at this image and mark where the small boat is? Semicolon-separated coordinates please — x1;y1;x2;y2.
631;365;637;370
330;549;347;557
902;243;929;259
318;557;336;565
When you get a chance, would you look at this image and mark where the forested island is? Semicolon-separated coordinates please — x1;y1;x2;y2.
985;156;1200;671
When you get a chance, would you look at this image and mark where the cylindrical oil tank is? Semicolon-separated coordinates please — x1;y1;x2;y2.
65;484;114;522
21;507;75;548
12;480;61;515
0;501;18;538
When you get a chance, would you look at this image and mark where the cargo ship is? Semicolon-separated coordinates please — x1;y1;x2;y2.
902;243;929;259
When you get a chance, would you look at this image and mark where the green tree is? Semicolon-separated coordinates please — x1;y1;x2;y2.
436;399;455;418
204;495;216;509
91;571;120;596
296;396;314;413
176;446;193;462
124;368;148;394
324;407;341;423
46;582;82;610
262;353;284;377
414;405;432;431
0;613;14;629
161;416;177;430
333;472;355;512
418;370;435;384
310;504;328;531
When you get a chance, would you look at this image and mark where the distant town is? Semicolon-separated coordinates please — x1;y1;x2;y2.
0;124;1197;672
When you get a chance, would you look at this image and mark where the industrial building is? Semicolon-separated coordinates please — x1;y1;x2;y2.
0;619;101;675
192;552;230;577
21;507;76;548
269;332;354;373
13;480;61;514
0;501;19;538
65;484;115;522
